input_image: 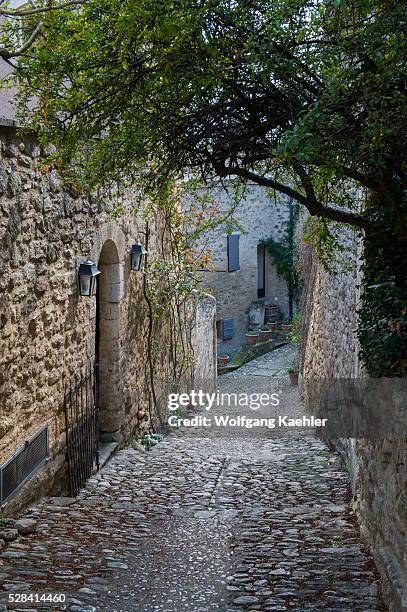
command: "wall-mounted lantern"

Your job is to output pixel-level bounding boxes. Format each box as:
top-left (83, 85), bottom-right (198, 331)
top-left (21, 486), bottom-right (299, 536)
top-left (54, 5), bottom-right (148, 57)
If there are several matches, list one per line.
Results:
top-left (78, 259), bottom-right (100, 297)
top-left (130, 243), bottom-right (147, 271)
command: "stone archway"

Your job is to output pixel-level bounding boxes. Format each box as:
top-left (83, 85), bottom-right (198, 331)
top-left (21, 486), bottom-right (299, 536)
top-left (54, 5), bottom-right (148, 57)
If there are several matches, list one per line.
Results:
top-left (96, 239), bottom-right (125, 442)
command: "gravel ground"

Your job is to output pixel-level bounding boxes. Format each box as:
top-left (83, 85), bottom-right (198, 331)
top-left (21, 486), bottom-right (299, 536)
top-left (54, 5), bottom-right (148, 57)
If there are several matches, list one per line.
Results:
top-left (0, 346), bottom-right (385, 612)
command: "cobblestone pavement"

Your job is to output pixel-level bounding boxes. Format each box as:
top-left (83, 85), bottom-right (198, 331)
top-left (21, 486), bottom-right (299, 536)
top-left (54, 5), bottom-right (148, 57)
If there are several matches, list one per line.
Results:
top-left (223, 345), bottom-right (298, 378)
top-left (0, 347), bottom-right (385, 612)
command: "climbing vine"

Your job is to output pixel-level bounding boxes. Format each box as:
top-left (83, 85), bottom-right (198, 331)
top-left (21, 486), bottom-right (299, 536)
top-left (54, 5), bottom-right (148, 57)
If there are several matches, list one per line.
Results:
top-left (140, 181), bottom-right (229, 429)
top-left (358, 204), bottom-right (407, 377)
top-left (3, 0), bottom-right (407, 381)
top-left (260, 201), bottom-right (300, 320)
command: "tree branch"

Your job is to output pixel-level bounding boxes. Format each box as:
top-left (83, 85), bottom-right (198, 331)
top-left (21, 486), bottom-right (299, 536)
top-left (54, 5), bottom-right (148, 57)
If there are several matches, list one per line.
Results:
top-left (291, 159), bottom-right (371, 230)
top-left (0, 1), bottom-right (83, 17)
top-left (216, 161), bottom-right (371, 231)
top-left (336, 165), bottom-right (377, 190)
top-left (0, 22), bottom-right (43, 59)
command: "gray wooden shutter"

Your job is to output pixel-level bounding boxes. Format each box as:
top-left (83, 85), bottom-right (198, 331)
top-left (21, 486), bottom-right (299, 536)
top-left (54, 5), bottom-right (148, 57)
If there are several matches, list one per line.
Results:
top-left (227, 234), bottom-right (240, 272)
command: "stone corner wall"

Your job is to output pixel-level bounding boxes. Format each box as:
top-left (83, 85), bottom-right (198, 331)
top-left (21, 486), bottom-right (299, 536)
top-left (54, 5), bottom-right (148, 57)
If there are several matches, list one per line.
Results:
top-left (190, 290), bottom-right (217, 393)
top-left (299, 235), bottom-right (407, 611)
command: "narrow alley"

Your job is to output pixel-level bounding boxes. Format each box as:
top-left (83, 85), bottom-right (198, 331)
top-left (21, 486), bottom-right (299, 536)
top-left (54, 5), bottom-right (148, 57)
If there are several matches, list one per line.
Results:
top-left (0, 348), bottom-right (384, 612)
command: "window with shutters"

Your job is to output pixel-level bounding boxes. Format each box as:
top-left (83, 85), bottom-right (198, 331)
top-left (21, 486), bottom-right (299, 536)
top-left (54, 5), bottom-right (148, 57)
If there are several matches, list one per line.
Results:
top-left (216, 319), bottom-right (234, 341)
top-left (222, 318), bottom-right (234, 340)
top-left (227, 233), bottom-right (240, 272)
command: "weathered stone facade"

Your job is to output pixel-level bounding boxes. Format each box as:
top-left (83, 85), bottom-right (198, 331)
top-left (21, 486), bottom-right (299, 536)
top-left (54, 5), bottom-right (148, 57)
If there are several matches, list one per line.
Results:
top-left (190, 291), bottom-right (217, 392)
top-left (188, 181), bottom-right (291, 348)
top-left (300, 231), bottom-right (407, 611)
top-left (300, 227), bottom-right (360, 379)
top-left (0, 121), bottom-right (215, 516)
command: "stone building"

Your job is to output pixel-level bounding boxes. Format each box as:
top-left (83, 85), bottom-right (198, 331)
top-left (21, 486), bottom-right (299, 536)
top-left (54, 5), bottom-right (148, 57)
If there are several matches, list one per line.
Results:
top-left (188, 182), bottom-right (292, 350)
top-left (0, 118), bottom-right (216, 516)
top-left (299, 231), bottom-right (407, 611)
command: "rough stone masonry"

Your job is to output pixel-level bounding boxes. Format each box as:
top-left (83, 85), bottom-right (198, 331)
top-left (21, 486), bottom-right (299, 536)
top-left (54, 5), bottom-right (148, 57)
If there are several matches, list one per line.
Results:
top-left (300, 233), bottom-right (407, 611)
top-left (0, 120), bottom-right (216, 517)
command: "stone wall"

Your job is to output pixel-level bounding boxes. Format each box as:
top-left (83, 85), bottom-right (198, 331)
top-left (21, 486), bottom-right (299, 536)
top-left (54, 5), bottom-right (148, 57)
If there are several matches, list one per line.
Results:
top-left (187, 181), bottom-right (291, 348)
top-left (190, 291), bottom-right (217, 393)
top-left (300, 228), bottom-right (360, 379)
top-left (300, 230), bottom-right (407, 611)
top-left (0, 122), bottom-right (215, 516)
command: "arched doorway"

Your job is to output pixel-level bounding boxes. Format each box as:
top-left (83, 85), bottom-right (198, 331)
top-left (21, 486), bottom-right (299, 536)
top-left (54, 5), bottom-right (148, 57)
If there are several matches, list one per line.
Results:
top-left (96, 239), bottom-right (125, 442)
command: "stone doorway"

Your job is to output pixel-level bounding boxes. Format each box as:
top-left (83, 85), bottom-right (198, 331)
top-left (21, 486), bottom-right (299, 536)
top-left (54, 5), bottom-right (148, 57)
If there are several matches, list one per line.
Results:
top-left (96, 239), bottom-right (125, 443)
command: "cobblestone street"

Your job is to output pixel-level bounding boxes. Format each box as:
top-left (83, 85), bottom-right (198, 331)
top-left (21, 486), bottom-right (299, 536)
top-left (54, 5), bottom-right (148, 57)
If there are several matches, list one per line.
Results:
top-left (0, 347), bottom-right (384, 612)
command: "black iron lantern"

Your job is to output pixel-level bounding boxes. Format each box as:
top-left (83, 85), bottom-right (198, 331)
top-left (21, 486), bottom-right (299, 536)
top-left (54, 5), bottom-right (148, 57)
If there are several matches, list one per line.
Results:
top-left (78, 259), bottom-right (100, 297)
top-left (130, 243), bottom-right (147, 271)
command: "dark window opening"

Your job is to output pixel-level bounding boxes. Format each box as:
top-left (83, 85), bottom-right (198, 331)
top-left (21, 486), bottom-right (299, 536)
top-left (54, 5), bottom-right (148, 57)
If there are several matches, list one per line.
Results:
top-left (257, 245), bottom-right (266, 298)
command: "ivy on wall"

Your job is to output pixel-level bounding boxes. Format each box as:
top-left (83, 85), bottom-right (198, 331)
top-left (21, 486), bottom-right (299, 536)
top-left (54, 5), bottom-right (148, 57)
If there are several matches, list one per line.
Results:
top-left (141, 181), bottom-right (226, 431)
top-left (358, 209), bottom-right (407, 377)
top-left (260, 201), bottom-right (300, 320)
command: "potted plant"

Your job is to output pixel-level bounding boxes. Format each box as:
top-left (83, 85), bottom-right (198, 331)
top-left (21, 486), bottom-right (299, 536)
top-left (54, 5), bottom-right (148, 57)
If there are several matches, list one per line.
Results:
top-left (282, 320), bottom-right (292, 333)
top-left (269, 321), bottom-right (278, 330)
top-left (217, 355), bottom-right (230, 366)
top-left (245, 331), bottom-right (259, 345)
top-left (287, 367), bottom-right (299, 384)
top-left (287, 355), bottom-right (299, 384)
top-left (265, 303), bottom-right (279, 314)
top-left (259, 326), bottom-right (273, 342)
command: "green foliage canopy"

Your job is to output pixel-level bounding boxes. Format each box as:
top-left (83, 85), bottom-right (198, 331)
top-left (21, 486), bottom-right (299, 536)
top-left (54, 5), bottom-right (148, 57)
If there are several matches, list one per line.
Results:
top-left (0, 0), bottom-right (406, 375)
top-left (0, 0), bottom-right (405, 236)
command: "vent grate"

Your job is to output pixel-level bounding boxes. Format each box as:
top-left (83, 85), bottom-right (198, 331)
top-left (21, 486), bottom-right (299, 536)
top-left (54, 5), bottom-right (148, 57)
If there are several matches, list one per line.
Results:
top-left (0, 425), bottom-right (49, 507)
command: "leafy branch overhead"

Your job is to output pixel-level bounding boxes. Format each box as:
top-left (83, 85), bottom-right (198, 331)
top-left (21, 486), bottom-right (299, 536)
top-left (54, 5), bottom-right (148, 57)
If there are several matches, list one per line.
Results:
top-left (0, 0), bottom-right (406, 236)
top-left (0, 0), bottom-right (405, 376)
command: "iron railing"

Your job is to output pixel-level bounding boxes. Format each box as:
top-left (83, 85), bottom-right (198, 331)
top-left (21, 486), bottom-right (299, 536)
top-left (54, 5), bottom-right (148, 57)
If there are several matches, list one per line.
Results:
top-left (64, 363), bottom-right (99, 497)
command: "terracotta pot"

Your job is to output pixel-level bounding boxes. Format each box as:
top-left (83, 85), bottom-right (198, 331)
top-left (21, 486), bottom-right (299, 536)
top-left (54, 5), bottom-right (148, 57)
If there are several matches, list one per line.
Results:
top-left (282, 324), bottom-right (292, 333)
top-left (270, 322), bottom-right (278, 330)
top-left (245, 333), bottom-right (259, 346)
top-left (259, 330), bottom-right (272, 342)
top-left (289, 372), bottom-right (299, 384)
top-left (217, 355), bottom-right (230, 365)
top-left (137, 410), bottom-right (146, 419)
